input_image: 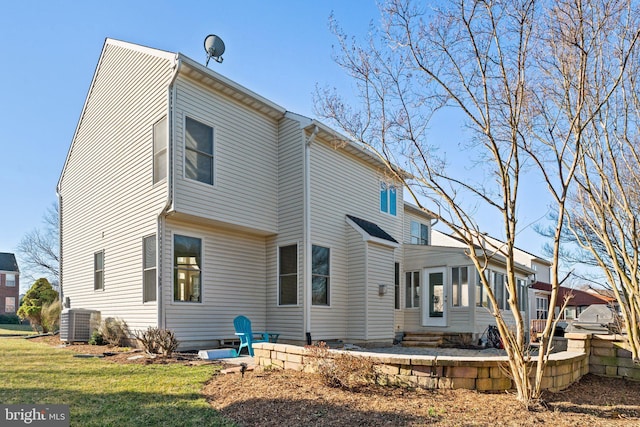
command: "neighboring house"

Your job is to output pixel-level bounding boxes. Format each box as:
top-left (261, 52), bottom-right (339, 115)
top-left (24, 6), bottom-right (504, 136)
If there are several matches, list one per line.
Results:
top-left (58, 39), bottom-right (545, 349)
top-left (529, 282), bottom-right (615, 337)
top-left (0, 253), bottom-right (20, 315)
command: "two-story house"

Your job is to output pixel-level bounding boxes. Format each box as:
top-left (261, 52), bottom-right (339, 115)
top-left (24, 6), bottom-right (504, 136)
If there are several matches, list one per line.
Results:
top-left (0, 253), bottom-right (20, 315)
top-left (58, 39), bottom-right (540, 349)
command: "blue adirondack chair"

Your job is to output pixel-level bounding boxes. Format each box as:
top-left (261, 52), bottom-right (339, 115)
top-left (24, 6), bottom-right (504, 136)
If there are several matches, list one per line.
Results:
top-left (234, 315), bottom-right (267, 356)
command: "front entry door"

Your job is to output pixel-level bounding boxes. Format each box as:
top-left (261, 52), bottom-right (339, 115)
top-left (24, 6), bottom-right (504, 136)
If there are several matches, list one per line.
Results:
top-left (422, 267), bottom-right (447, 327)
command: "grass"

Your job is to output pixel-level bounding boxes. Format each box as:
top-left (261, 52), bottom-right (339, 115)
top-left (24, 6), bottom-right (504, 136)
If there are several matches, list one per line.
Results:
top-left (0, 338), bottom-right (235, 426)
top-left (0, 323), bottom-right (37, 336)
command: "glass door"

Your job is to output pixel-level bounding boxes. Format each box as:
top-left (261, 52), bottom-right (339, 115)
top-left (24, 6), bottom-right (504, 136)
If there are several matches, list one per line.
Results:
top-left (422, 267), bottom-right (447, 327)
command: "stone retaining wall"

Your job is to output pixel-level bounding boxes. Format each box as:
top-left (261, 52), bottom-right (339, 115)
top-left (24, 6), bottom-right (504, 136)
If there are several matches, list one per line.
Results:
top-left (566, 333), bottom-right (640, 380)
top-left (252, 342), bottom-right (587, 392)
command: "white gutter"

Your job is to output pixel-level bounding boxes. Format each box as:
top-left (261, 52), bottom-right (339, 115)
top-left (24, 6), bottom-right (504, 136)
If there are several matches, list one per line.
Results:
top-left (303, 124), bottom-right (319, 343)
top-left (157, 55), bottom-right (181, 329)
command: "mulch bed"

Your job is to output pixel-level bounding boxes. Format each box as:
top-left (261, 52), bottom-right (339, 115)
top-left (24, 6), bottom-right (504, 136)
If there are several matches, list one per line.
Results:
top-left (30, 335), bottom-right (640, 426)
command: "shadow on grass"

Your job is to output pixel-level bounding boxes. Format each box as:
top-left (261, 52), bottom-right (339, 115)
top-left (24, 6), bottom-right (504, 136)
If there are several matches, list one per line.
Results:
top-left (542, 374), bottom-right (640, 420)
top-left (0, 387), bottom-right (235, 427)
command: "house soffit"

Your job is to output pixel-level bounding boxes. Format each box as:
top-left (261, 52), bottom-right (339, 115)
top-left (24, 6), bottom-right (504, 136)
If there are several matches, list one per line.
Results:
top-left (178, 57), bottom-right (286, 121)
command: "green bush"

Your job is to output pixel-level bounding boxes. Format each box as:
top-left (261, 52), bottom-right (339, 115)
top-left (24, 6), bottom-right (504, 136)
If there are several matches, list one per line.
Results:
top-left (17, 278), bottom-right (58, 332)
top-left (88, 331), bottom-right (105, 346)
top-left (0, 314), bottom-right (20, 324)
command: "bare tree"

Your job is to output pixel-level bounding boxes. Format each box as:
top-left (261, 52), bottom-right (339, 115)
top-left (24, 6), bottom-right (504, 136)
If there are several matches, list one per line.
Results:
top-left (16, 202), bottom-right (60, 283)
top-left (564, 9), bottom-right (640, 359)
top-left (316, 0), bottom-right (638, 405)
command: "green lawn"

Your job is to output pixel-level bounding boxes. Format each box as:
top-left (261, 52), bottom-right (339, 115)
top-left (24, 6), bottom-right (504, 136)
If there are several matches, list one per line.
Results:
top-left (0, 338), bottom-right (235, 426)
top-left (0, 324), bottom-right (37, 336)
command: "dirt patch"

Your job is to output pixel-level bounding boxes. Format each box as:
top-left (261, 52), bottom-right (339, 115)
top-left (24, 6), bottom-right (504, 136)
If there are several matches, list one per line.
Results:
top-left (28, 335), bottom-right (212, 366)
top-left (31, 335), bottom-right (640, 425)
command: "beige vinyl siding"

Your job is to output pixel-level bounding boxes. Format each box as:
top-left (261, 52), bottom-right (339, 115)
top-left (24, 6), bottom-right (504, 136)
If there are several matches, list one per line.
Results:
top-left (346, 227), bottom-right (366, 341)
top-left (365, 243), bottom-right (395, 341)
top-left (162, 219), bottom-right (267, 349)
top-left (309, 138), bottom-right (403, 340)
top-left (172, 76), bottom-right (278, 234)
top-left (58, 42), bottom-right (173, 331)
top-left (265, 117), bottom-right (305, 341)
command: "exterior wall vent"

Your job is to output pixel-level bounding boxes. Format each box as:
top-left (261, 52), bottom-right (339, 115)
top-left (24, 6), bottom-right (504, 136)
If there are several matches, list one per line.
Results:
top-left (60, 308), bottom-right (100, 343)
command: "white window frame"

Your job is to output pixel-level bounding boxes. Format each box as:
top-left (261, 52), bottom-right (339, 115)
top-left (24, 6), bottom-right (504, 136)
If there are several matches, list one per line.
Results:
top-left (517, 278), bottom-right (528, 312)
top-left (153, 116), bottom-right (168, 184)
top-left (476, 270), bottom-right (489, 308)
top-left (536, 296), bottom-right (549, 319)
top-left (94, 251), bottom-right (104, 291)
top-left (451, 266), bottom-right (469, 307)
top-left (410, 221), bottom-right (429, 245)
top-left (5, 273), bottom-right (16, 287)
top-left (143, 234), bottom-right (157, 303)
top-left (278, 243), bottom-right (298, 306)
top-left (311, 244), bottom-right (331, 306)
top-left (184, 115), bottom-right (215, 186)
top-left (405, 270), bottom-right (420, 308)
top-left (173, 234), bottom-right (203, 303)
top-left (379, 182), bottom-right (397, 216)
top-left (4, 297), bottom-right (16, 313)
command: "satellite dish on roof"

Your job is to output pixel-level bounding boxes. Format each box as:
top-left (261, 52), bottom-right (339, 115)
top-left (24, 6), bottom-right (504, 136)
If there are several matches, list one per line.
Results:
top-left (204, 34), bottom-right (225, 66)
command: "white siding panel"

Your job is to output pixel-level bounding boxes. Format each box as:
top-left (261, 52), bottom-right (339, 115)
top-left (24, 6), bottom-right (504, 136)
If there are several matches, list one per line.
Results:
top-left (59, 43), bottom-right (173, 332)
top-left (309, 139), bottom-right (403, 340)
top-left (173, 76), bottom-right (278, 234)
top-left (266, 117), bottom-right (305, 341)
top-left (346, 227), bottom-right (366, 341)
top-left (366, 243), bottom-right (395, 341)
top-left (162, 219), bottom-right (267, 349)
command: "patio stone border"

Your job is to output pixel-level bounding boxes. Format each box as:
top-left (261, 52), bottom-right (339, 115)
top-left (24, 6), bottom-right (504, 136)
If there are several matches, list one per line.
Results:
top-left (252, 342), bottom-right (587, 392)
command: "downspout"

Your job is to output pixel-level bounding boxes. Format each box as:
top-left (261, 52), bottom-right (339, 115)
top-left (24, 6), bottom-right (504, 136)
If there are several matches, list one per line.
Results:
top-left (157, 55), bottom-right (181, 329)
top-left (304, 125), bottom-right (319, 344)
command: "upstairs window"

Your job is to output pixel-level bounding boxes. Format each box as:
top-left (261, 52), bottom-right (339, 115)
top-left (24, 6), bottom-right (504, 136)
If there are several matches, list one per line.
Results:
top-left (153, 116), bottom-right (167, 184)
top-left (312, 245), bottom-right (330, 306)
top-left (5, 273), bottom-right (15, 287)
top-left (143, 235), bottom-right (157, 302)
top-left (410, 221), bottom-right (429, 245)
top-left (185, 116), bottom-right (214, 185)
top-left (380, 182), bottom-right (397, 216)
top-left (278, 244), bottom-right (298, 305)
top-left (174, 235), bottom-right (202, 303)
top-left (94, 251), bottom-right (104, 291)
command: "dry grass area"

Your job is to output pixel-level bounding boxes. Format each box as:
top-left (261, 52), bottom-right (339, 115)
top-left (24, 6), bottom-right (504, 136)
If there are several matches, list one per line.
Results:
top-left (32, 335), bottom-right (640, 426)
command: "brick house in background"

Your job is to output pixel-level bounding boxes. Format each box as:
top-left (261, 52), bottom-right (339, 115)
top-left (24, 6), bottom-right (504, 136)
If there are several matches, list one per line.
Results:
top-left (0, 253), bottom-right (20, 315)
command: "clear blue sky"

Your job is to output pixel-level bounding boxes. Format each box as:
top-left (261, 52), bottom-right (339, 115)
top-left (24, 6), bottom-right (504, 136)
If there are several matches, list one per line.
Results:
top-left (0, 0), bottom-right (560, 281)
